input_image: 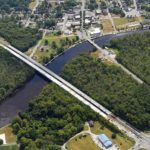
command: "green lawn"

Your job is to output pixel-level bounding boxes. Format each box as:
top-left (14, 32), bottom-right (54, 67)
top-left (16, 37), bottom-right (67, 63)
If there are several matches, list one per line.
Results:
top-left (34, 34), bottom-right (78, 63)
top-left (113, 18), bottom-right (128, 26)
top-left (113, 17), bottom-right (141, 30)
top-left (0, 145), bottom-right (18, 150)
top-left (67, 134), bottom-right (101, 150)
top-left (91, 122), bottom-right (134, 150)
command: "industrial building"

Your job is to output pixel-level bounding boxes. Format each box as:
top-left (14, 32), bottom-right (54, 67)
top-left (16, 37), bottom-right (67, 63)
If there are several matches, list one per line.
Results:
top-left (98, 134), bottom-right (113, 148)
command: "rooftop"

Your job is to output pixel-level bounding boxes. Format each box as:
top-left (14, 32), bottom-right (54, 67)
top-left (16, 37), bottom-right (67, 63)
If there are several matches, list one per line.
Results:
top-left (98, 134), bottom-right (113, 148)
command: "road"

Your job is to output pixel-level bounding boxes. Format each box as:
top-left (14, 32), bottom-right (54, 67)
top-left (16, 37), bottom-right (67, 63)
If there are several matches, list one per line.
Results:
top-left (0, 43), bottom-right (150, 149)
top-left (30, 29), bottom-right (47, 58)
top-left (62, 123), bottom-right (118, 150)
top-left (61, 14), bottom-right (68, 33)
top-left (133, 0), bottom-right (138, 10)
top-left (25, 0), bottom-right (40, 27)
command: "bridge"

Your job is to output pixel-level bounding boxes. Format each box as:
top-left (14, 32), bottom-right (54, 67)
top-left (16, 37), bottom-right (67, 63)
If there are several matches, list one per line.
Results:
top-left (0, 43), bottom-right (150, 149)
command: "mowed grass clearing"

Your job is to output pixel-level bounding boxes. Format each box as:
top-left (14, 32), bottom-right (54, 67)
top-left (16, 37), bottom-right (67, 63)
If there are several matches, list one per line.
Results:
top-left (66, 134), bottom-right (101, 150)
top-left (34, 34), bottom-right (77, 62)
top-left (0, 126), bottom-right (16, 144)
top-left (91, 122), bottom-right (134, 150)
top-left (101, 19), bottom-right (114, 33)
top-left (113, 17), bottom-right (142, 30)
top-left (113, 17), bottom-right (128, 26)
top-left (0, 145), bottom-right (18, 150)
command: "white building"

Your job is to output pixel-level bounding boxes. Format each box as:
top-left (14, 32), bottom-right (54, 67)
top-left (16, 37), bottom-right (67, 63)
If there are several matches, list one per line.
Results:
top-left (64, 29), bottom-right (73, 35)
top-left (88, 27), bottom-right (101, 38)
top-left (85, 19), bottom-right (91, 25)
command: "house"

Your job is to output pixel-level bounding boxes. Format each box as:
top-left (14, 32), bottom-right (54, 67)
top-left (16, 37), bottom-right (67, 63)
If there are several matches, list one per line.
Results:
top-left (98, 134), bottom-right (113, 148)
top-left (75, 15), bottom-right (81, 20)
top-left (64, 29), bottom-right (72, 35)
top-left (66, 22), bottom-right (72, 28)
top-left (72, 21), bottom-right (80, 26)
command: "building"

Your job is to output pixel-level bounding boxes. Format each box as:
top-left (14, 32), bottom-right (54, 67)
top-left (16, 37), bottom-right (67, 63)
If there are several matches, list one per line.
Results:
top-left (98, 134), bottom-right (113, 148)
top-left (85, 19), bottom-right (91, 25)
top-left (58, 0), bottom-right (64, 4)
top-left (64, 29), bottom-right (72, 35)
top-left (72, 21), bottom-right (80, 26)
top-left (88, 27), bottom-right (101, 38)
top-left (95, 9), bottom-right (102, 15)
top-left (75, 15), bottom-right (81, 20)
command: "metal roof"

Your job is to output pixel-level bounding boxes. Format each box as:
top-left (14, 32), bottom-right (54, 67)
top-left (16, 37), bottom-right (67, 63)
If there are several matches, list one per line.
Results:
top-left (98, 134), bottom-right (113, 148)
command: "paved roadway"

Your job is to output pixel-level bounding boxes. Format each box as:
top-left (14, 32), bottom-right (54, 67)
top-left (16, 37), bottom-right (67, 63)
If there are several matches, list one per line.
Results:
top-left (0, 43), bottom-right (150, 149)
top-left (61, 14), bottom-right (68, 33)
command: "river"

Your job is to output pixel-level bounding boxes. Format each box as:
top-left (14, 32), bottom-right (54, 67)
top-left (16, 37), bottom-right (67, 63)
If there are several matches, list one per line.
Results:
top-left (0, 29), bottom-right (148, 127)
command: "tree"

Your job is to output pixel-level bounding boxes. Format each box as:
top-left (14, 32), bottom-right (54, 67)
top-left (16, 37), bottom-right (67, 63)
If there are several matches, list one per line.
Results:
top-left (0, 139), bottom-right (3, 145)
top-left (44, 39), bottom-right (48, 46)
top-left (44, 19), bottom-right (56, 28)
top-left (51, 41), bottom-right (57, 49)
top-left (112, 133), bottom-right (117, 139)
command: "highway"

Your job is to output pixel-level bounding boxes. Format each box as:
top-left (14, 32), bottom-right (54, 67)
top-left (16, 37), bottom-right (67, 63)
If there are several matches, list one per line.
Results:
top-left (0, 43), bottom-right (150, 149)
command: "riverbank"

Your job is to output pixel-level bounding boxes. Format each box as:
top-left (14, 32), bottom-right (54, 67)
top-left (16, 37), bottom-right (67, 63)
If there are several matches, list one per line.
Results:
top-left (0, 29), bottom-right (149, 128)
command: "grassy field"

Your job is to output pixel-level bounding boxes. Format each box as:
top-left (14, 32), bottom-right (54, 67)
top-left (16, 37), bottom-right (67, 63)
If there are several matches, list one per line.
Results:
top-left (113, 18), bottom-right (129, 26)
top-left (66, 134), bottom-right (101, 150)
top-left (90, 122), bottom-right (134, 150)
top-left (0, 145), bottom-right (18, 150)
top-left (113, 17), bottom-right (142, 30)
top-left (34, 34), bottom-right (78, 63)
top-left (101, 19), bottom-right (114, 33)
top-left (0, 126), bottom-right (16, 144)
top-left (29, 0), bottom-right (36, 10)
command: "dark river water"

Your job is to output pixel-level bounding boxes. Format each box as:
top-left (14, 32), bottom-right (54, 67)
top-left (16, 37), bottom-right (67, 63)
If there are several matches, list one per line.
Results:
top-left (0, 30), bottom-right (148, 127)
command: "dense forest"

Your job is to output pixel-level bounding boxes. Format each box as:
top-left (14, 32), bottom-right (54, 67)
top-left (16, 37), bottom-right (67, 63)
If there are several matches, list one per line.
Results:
top-left (12, 84), bottom-right (121, 150)
top-left (109, 32), bottom-right (150, 84)
top-left (11, 84), bottom-right (97, 150)
top-left (0, 0), bottom-right (31, 12)
top-left (0, 18), bottom-right (42, 52)
top-left (62, 53), bottom-right (150, 130)
top-left (0, 47), bottom-right (33, 102)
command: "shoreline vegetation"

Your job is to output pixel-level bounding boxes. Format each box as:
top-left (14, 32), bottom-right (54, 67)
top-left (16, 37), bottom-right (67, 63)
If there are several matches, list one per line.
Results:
top-left (0, 18), bottom-right (42, 52)
top-left (0, 48), bottom-right (34, 103)
top-left (11, 84), bottom-right (134, 150)
top-left (61, 51), bottom-right (150, 131)
top-left (31, 33), bottom-right (79, 64)
top-left (109, 31), bottom-right (150, 85)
